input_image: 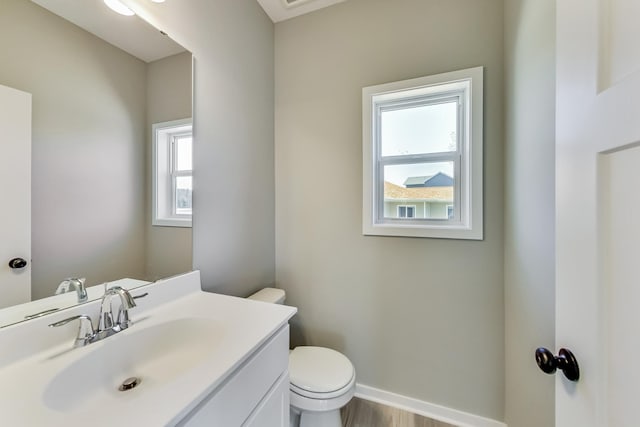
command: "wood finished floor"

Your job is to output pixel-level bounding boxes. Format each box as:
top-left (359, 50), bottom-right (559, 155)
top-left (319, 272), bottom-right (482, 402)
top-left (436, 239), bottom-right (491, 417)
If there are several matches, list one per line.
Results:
top-left (341, 398), bottom-right (458, 427)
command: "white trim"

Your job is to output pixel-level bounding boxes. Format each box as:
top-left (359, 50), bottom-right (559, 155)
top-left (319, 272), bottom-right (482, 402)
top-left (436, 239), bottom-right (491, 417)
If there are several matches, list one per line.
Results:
top-left (153, 217), bottom-right (192, 228)
top-left (355, 384), bottom-right (507, 427)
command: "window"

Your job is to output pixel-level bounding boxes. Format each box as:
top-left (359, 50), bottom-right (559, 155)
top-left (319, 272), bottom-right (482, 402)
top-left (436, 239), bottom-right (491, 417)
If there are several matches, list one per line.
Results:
top-left (397, 205), bottom-right (416, 218)
top-left (447, 205), bottom-right (454, 220)
top-left (362, 67), bottom-right (483, 239)
top-left (153, 119), bottom-right (193, 227)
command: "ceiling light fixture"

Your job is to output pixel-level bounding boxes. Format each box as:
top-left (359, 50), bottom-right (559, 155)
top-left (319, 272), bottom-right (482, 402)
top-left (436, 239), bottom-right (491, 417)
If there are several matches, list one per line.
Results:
top-left (150, 0), bottom-right (166, 3)
top-left (103, 0), bottom-right (135, 16)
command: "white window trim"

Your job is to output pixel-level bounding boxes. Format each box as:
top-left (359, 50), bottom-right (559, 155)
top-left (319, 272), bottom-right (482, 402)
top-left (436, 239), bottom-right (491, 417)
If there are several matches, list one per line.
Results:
top-left (152, 118), bottom-right (193, 228)
top-left (362, 66), bottom-right (483, 240)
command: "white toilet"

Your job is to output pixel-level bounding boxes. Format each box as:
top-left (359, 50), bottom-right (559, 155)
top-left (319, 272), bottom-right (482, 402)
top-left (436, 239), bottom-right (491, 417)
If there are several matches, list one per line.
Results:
top-left (248, 288), bottom-right (356, 427)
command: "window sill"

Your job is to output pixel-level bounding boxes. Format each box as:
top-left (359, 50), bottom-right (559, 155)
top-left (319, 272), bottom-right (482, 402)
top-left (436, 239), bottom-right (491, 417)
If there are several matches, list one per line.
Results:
top-left (363, 222), bottom-right (482, 240)
top-left (152, 217), bottom-right (192, 228)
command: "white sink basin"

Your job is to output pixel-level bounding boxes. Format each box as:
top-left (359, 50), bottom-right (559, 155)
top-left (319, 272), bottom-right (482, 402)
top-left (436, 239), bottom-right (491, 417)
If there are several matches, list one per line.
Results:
top-left (43, 317), bottom-right (222, 412)
top-left (0, 271), bottom-right (296, 426)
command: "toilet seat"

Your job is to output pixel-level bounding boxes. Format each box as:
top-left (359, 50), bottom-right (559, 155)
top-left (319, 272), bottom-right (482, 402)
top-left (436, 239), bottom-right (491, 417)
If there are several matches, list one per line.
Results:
top-left (288, 346), bottom-right (356, 423)
top-left (290, 372), bottom-right (356, 400)
top-left (289, 377), bottom-right (356, 414)
top-left (289, 346), bottom-right (355, 398)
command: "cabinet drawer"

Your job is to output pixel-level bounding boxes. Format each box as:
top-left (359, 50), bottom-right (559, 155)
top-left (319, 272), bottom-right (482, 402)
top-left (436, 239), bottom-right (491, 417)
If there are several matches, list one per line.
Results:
top-left (178, 325), bottom-right (289, 427)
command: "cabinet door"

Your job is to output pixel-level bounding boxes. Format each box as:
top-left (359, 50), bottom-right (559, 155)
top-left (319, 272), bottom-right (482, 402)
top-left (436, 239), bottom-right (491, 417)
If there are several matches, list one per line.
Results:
top-left (243, 372), bottom-right (290, 427)
top-left (177, 326), bottom-right (289, 427)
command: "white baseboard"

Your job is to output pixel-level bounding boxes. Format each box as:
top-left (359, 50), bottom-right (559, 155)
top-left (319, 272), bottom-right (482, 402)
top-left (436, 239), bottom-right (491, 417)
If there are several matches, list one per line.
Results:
top-left (354, 383), bottom-right (507, 427)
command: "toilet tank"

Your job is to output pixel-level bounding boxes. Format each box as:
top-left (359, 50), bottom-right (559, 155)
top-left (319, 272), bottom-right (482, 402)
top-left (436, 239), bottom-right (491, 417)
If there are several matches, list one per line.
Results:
top-left (247, 288), bottom-right (286, 305)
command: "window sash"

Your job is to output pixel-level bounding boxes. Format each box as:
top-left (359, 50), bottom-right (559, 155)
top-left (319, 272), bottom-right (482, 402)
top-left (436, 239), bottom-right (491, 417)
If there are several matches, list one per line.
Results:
top-left (171, 133), bottom-right (193, 173)
top-left (169, 134), bottom-right (192, 217)
top-left (373, 92), bottom-right (465, 226)
top-left (171, 173), bottom-right (192, 217)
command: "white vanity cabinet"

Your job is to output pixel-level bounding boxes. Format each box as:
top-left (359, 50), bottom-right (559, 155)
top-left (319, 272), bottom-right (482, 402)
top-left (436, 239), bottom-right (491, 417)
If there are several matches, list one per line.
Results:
top-left (178, 325), bottom-right (291, 427)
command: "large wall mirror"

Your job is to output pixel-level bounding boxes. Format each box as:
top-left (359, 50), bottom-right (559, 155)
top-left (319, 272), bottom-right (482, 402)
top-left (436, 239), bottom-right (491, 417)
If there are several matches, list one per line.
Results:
top-left (0, 0), bottom-right (193, 327)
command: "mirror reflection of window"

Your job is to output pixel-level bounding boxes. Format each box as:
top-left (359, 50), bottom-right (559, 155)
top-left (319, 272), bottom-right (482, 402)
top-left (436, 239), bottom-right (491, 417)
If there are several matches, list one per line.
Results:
top-left (153, 119), bottom-right (193, 227)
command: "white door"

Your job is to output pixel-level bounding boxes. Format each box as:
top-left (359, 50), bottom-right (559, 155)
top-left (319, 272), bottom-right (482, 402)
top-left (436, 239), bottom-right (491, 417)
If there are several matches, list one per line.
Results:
top-left (556, 0), bottom-right (640, 425)
top-left (0, 84), bottom-right (31, 308)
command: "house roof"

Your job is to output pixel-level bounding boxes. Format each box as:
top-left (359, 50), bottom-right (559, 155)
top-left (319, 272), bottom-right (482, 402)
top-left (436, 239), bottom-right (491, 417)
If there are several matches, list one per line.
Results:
top-left (404, 172), bottom-right (454, 188)
top-left (384, 181), bottom-right (453, 202)
top-left (404, 175), bottom-right (434, 186)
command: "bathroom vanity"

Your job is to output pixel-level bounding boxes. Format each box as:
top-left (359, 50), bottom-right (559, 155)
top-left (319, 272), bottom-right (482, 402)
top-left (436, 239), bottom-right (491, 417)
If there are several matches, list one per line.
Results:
top-left (0, 271), bottom-right (296, 426)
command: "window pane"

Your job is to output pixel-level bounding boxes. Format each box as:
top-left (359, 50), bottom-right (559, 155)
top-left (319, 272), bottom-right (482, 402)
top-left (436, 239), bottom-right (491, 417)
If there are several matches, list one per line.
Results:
top-left (381, 101), bottom-right (457, 156)
top-left (383, 162), bottom-right (454, 220)
top-left (175, 176), bottom-right (192, 215)
top-left (175, 136), bottom-right (192, 171)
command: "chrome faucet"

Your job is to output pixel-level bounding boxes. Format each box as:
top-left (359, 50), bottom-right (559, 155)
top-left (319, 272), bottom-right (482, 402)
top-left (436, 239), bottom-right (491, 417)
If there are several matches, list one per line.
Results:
top-left (98, 286), bottom-right (137, 334)
top-left (49, 286), bottom-right (143, 348)
top-left (55, 277), bottom-right (88, 303)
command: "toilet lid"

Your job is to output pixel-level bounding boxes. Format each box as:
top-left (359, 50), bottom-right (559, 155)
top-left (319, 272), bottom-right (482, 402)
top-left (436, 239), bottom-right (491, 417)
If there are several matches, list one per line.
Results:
top-left (289, 346), bottom-right (355, 394)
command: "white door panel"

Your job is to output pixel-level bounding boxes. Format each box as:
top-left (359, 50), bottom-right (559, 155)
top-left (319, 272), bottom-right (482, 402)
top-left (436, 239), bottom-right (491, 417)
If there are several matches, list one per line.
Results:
top-left (557, 0), bottom-right (640, 425)
top-left (601, 146), bottom-right (640, 427)
top-left (0, 84), bottom-right (31, 308)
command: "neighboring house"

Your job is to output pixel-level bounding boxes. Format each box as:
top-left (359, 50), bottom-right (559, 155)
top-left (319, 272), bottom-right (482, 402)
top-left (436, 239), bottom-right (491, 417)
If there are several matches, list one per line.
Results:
top-left (384, 173), bottom-right (454, 219)
top-left (404, 172), bottom-right (454, 188)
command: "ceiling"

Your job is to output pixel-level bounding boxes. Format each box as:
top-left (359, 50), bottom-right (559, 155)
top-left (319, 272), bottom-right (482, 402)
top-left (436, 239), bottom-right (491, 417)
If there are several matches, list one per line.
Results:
top-left (30, 0), bottom-right (347, 61)
top-left (256, 0), bottom-right (348, 22)
top-left (31, 0), bottom-right (185, 63)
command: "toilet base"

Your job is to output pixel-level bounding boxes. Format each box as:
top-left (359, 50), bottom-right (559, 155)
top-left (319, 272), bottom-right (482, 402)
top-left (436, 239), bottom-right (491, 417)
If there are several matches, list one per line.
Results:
top-left (290, 407), bottom-right (342, 427)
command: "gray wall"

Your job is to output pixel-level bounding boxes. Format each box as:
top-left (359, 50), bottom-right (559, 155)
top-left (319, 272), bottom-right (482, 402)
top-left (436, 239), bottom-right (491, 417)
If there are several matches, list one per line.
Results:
top-left (504, 0), bottom-right (556, 426)
top-left (274, 0), bottom-right (505, 420)
top-left (103, 2), bottom-right (557, 424)
top-left (124, 0), bottom-right (276, 296)
top-left (0, 0), bottom-right (147, 299)
top-left (145, 52), bottom-right (193, 281)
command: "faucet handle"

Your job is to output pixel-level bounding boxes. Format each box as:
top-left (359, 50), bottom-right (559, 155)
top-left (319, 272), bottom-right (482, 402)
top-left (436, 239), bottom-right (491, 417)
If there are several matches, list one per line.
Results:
top-left (49, 315), bottom-right (95, 348)
top-left (133, 292), bottom-right (149, 300)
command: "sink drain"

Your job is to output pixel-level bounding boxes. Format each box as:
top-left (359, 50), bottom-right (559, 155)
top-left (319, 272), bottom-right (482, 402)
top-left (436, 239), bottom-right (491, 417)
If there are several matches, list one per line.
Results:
top-left (118, 377), bottom-right (142, 391)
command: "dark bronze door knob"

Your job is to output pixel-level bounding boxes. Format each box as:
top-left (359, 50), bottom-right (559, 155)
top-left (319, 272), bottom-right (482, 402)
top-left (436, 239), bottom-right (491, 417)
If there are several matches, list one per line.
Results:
top-left (535, 347), bottom-right (580, 382)
top-left (8, 258), bottom-right (27, 269)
